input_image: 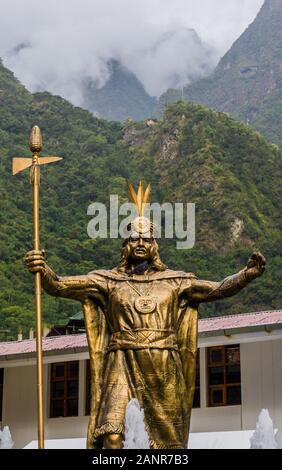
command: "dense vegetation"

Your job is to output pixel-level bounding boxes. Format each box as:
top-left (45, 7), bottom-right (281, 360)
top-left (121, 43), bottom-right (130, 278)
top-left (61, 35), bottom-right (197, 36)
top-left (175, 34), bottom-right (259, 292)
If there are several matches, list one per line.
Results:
top-left (0, 61), bottom-right (281, 340)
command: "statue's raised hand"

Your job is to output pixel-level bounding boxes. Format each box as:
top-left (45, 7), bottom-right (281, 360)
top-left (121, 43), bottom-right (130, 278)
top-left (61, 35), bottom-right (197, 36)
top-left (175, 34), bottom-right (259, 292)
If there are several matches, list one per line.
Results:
top-left (25, 249), bottom-right (46, 274)
top-left (246, 251), bottom-right (266, 279)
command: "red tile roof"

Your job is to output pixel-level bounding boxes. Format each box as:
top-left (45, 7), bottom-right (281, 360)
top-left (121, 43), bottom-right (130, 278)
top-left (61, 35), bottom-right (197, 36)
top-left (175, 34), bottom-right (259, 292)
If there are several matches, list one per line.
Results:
top-left (0, 333), bottom-right (87, 358)
top-left (0, 310), bottom-right (281, 359)
top-left (198, 309), bottom-right (282, 333)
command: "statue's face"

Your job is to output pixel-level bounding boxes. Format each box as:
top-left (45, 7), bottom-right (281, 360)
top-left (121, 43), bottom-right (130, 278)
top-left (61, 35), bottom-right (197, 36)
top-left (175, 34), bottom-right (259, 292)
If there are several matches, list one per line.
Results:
top-left (127, 236), bottom-right (154, 262)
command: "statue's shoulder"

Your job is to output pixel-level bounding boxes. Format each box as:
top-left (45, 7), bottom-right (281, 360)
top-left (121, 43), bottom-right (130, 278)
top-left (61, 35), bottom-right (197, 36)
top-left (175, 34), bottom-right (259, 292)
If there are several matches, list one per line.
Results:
top-left (87, 267), bottom-right (197, 281)
top-left (87, 268), bottom-right (128, 280)
top-left (151, 269), bottom-right (197, 280)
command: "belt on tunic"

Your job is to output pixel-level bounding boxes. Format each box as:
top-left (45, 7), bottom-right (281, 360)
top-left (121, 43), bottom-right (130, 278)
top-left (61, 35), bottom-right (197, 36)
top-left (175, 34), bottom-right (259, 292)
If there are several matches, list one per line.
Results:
top-left (107, 328), bottom-right (179, 351)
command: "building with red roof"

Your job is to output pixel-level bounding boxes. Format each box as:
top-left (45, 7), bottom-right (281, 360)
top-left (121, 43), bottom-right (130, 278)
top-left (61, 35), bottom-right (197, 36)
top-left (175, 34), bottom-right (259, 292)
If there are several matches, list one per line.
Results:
top-left (1, 310), bottom-right (282, 448)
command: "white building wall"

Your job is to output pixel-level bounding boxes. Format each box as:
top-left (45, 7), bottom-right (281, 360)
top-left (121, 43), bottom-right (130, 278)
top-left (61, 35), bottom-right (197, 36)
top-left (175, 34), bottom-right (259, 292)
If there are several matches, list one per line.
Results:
top-left (273, 341), bottom-right (282, 430)
top-left (1, 360), bottom-right (89, 449)
top-left (191, 406), bottom-right (242, 432)
top-left (241, 340), bottom-right (282, 431)
top-left (2, 363), bottom-right (39, 448)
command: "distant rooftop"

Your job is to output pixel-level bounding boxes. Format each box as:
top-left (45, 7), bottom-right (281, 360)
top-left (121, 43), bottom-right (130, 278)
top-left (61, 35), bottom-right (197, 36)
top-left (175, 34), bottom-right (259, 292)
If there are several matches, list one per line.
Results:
top-left (0, 309), bottom-right (281, 360)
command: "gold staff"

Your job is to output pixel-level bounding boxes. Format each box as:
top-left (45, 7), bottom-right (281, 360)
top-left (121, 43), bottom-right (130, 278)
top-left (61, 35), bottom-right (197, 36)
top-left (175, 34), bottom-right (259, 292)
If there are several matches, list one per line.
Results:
top-left (12, 126), bottom-right (62, 449)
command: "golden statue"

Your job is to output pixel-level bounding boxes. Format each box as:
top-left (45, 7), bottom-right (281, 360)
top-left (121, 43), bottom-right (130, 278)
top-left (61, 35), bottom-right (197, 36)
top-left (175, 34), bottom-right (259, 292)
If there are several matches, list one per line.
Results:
top-left (26, 181), bottom-right (266, 449)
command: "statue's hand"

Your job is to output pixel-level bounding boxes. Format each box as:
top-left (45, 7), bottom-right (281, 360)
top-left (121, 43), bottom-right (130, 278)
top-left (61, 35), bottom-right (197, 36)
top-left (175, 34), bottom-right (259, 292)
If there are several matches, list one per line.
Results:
top-left (246, 251), bottom-right (266, 279)
top-left (25, 249), bottom-right (46, 274)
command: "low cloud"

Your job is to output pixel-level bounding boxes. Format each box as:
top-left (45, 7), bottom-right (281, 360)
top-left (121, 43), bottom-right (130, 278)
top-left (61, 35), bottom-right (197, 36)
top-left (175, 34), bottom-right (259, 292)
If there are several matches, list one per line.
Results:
top-left (0, 0), bottom-right (263, 104)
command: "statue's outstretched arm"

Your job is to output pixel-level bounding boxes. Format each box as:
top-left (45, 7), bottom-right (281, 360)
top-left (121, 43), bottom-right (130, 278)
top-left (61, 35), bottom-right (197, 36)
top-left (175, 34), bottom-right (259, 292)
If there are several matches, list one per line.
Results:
top-left (188, 251), bottom-right (266, 303)
top-left (25, 249), bottom-right (106, 301)
top-left (41, 265), bottom-right (99, 301)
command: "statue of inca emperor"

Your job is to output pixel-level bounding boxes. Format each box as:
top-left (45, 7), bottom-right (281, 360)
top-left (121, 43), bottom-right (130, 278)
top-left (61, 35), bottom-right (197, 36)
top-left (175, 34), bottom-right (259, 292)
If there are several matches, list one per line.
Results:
top-left (26, 182), bottom-right (266, 449)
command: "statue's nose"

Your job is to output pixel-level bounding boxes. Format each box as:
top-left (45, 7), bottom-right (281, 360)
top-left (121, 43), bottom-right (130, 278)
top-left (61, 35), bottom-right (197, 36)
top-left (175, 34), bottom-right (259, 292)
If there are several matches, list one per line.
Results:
top-left (138, 238), bottom-right (144, 246)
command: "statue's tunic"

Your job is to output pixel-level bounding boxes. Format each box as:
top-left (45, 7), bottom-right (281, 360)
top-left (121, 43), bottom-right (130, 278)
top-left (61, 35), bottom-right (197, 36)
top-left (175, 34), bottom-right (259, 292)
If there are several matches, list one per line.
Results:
top-left (93, 272), bottom-right (195, 448)
top-left (41, 266), bottom-right (250, 449)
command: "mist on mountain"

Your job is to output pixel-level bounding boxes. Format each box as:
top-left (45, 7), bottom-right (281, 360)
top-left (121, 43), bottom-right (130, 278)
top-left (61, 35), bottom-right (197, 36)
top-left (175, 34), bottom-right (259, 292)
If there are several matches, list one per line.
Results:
top-left (0, 0), bottom-right (263, 120)
top-left (160, 0), bottom-right (282, 146)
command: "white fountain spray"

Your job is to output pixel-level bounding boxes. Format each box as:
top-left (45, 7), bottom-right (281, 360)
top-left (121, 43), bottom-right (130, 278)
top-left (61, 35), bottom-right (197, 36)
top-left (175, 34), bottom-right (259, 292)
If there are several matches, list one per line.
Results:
top-left (250, 409), bottom-right (281, 449)
top-left (123, 399), bottom-right (150, 449)
top-left (0, 426), bottom-right (14, 449)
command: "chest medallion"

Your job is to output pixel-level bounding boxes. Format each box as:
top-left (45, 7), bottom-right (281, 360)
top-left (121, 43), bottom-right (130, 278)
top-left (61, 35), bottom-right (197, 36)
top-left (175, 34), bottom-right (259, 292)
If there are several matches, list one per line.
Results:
top-left (126, 280), bottom-right (157, 314)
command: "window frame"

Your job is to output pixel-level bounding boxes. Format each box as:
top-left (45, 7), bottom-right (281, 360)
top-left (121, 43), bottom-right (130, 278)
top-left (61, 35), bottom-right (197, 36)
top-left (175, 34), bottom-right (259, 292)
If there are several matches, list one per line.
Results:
top-left (192, 349), bottom-right (200, 408)
top-left (85, 359), bottom-right (91, 416)
top-left (207, 344), bottom-right (241, 407)
top-left (49, 361), bottom-right (79, 418)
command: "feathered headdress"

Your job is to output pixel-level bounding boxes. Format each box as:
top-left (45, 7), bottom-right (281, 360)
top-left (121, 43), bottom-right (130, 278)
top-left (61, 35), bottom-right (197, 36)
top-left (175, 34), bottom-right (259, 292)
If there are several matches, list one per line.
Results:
top-left (127, 181), bottom-right (156, 237)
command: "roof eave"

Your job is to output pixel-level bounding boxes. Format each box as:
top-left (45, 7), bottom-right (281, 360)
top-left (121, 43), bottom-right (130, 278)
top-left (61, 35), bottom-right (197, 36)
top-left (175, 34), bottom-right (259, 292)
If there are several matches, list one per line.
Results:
top-left (199, 323), bottom-right (282, 338)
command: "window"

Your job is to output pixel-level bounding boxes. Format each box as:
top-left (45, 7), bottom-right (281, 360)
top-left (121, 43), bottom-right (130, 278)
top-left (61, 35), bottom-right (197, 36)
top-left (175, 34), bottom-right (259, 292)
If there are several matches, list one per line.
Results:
top-left (85, 360), bottom-right (91, 416)
top-left (0, 369), bottom-right (3, 421)
top-left (192, 350), bottom-right (200, 408)
top-left (50, 362), bottom-right (79, 418)
top-left (207, 345), bottom-right (241, 407)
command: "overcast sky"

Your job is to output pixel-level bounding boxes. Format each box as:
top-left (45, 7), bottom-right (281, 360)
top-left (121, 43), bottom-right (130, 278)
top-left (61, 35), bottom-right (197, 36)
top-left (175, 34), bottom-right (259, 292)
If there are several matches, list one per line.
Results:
top-left (0, 0), bottom-right (264, 104)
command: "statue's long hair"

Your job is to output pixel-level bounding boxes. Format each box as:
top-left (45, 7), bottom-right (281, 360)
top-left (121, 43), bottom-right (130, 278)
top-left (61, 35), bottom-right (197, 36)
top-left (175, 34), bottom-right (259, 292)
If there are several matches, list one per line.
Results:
top-left (117, 238), bottom-right (167, 273)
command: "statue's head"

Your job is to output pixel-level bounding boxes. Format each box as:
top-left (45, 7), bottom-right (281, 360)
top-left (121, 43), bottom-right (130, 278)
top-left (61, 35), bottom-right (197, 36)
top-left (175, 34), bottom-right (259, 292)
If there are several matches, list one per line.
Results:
top-left (117, 216), bottom-right (166, 273)
top-left (117, 235), bottom-right (166, 273)
top-left (117, 181), bottom-right (167, 273)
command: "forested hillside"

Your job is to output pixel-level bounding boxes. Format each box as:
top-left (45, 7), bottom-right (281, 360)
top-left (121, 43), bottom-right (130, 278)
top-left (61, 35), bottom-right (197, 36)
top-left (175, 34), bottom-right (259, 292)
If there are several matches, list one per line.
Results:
top-left (0, 61), bottom-right (281, 339)
top-left (159, 0), bottom-right (282, 147)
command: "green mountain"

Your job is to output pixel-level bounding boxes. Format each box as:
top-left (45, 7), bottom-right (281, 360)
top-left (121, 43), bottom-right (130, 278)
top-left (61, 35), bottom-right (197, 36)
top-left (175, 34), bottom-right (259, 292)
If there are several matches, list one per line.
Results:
top-left (82, 59), bottom-right (156, 122)
top-left (0, 60), bottom-right (281, 339)
top-left (159, 0), bottom-right (282, 147)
